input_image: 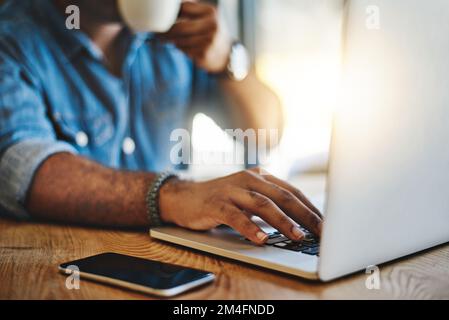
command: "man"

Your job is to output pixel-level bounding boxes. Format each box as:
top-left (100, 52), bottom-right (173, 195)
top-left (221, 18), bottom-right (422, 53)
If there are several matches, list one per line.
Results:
top-left (0, 0), bottom-right (323, 245)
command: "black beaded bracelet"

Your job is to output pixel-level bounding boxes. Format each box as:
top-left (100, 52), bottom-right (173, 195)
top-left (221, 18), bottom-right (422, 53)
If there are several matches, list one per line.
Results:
top-left (146, 172), bottom-right (178, 228)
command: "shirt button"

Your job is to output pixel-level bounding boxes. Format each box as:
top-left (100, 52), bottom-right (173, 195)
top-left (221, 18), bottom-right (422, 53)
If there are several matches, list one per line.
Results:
top-left (75, 131), bottom-right (89, 147)
top-left (122, 137), bottom-right (135, 155)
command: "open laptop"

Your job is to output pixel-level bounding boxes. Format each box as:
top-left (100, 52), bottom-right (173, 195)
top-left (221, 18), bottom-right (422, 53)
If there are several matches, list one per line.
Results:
top-left (150, 0), bottom-right (449, 281)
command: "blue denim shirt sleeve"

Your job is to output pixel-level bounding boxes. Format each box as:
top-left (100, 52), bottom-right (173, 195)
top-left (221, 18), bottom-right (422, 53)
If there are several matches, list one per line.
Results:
top-left (0, 51), bottom-right (78, 219)
top-left (0, 140), bottom-right (77, 220)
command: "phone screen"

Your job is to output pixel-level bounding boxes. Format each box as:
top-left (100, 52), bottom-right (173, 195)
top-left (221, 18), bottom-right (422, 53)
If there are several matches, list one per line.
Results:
top-left (59, 252), bottom-right (214, 291)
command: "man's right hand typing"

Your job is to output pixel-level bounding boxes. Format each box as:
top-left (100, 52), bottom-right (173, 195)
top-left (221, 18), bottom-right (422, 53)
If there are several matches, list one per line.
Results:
top-left (27, 153), bottom-right (322, 245)
top-left (159, 168), bottom-right (322, 245)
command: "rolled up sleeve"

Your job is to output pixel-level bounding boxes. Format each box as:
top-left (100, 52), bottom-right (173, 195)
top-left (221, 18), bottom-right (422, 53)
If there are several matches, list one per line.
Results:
top-left (0, 140), bottom-right (76, 220)
top-left (0, 51), bottom-right (77, 219)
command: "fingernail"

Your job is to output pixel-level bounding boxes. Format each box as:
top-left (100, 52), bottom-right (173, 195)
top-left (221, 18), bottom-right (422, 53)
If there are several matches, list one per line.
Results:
top-left (256, 231), bottom-right (268, 243)
top-left (292, 226), bottom-right (304, 240)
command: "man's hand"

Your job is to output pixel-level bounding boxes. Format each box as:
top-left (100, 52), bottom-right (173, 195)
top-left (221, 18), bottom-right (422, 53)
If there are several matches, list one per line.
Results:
top-left (161, 1), bottom-right (232, 73)
top-left (159, 168), bottom-right (323, 245)
top-left (26, 154), bottom-right (322, 246)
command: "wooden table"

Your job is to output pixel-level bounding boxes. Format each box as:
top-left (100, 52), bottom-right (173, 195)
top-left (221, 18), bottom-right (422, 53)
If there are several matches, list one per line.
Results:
top-left (1, 174), bottom-right (449, 299)
top-left (1, 218), bottom-right (449, 300)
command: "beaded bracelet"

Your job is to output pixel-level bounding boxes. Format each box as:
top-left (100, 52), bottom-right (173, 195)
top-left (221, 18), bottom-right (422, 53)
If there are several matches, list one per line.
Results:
top-left (146, 171), bottom-right (178, 228)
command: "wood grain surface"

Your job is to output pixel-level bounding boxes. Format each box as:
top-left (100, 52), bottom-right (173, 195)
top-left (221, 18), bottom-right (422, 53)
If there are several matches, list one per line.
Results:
top-left (1, 217), bottom-right (448, 300)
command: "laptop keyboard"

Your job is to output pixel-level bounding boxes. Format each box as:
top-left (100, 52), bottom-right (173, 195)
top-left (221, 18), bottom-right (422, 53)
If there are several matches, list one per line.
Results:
top-left (247, 228), bottom-right (320, 256)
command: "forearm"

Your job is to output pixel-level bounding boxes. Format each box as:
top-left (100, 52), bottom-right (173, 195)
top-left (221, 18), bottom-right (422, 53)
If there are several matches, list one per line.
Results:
top-left (219, 71), bottom-right (284, 145)
top-left (24, 153), bottom-right (323, 245)
top-left (26, 153), bottom-right (155, 228)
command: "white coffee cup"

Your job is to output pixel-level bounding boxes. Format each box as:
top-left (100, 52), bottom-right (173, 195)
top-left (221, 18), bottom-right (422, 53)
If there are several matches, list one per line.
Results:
top-left (118, 0), bottom-right (182, 33)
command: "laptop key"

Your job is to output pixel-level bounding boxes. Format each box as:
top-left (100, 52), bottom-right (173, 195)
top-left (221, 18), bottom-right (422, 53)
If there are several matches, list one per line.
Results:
top-left (272, 239), bottom-right (320, 254)
top-left (273, 242), bottom-right (288, 248)
top-left (243, 231), bottom-right (286, 244)
top-left (266, 235), bottom-right (289, 245)
top-left (302, 242), bottom-right (317, 248)
top-left (283, 242), bottom-right (309, 252)
top-left (268, 231), bottom-right (281, 239)
top-left (303, 243), bottom-right (319, 250)
top-left (302, 246), bottom-right (320, 256)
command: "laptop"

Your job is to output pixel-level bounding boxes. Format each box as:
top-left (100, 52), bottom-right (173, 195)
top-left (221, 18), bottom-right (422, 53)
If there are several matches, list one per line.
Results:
top-left (150, 0), bottom-right (449, 281)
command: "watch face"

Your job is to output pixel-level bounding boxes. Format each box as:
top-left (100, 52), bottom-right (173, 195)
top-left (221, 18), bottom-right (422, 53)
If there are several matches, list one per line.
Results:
top-left (229, 42), bottom-right (250, 81)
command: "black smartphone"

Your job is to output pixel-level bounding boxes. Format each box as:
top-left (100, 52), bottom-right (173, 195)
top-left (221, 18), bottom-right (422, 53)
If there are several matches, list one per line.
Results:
top-left (59, 252), bottom-right (215, 297)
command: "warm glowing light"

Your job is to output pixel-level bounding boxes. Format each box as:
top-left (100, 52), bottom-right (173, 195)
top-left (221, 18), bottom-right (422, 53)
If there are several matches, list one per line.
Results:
top-left (192, 113), bottom-right (235, 152)
top-left (255, 51), bottom-right (342, 177)
top-left (191, 0), bottom-right (345, 178)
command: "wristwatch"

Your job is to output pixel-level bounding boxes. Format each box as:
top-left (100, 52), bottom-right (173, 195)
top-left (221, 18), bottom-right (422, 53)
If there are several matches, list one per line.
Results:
top-left (225, 41), bottom-right (251, 82)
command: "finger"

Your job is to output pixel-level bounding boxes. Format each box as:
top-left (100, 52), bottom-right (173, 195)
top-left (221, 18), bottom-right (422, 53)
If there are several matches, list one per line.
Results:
top-left (244, 169), bottom-right (323, 236)
top-left (180, 1), bottom-right (217, 18)
top-left (250, 168), bottom-right (324, 219)
top-left (164, 16), bottom-right (217, 38)
top-left (177, 47), bottom-right (204, 62)
top-left (230, 189), bottom-right (305, 242)
top-left (172, 33), bottom-right (213, 49)
top-left (245, 175), bottom-right (323, 237)
top-left (220, 204), bottom-right (268, 245)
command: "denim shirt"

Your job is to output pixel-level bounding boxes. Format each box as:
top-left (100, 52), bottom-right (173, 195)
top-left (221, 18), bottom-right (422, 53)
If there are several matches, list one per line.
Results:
top-left (0, 0), bottom-right (224, 219)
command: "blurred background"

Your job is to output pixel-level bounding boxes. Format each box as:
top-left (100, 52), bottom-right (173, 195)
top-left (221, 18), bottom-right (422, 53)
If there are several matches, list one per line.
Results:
top-left (191, 0), bottom-right (345, 179)
top-left (0, 0), bottom-right (346, 180)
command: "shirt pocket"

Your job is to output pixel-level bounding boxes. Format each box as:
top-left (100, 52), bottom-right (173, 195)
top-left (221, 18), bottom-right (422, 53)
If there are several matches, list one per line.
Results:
top-left (53, 110), bottom-right (115, 147)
